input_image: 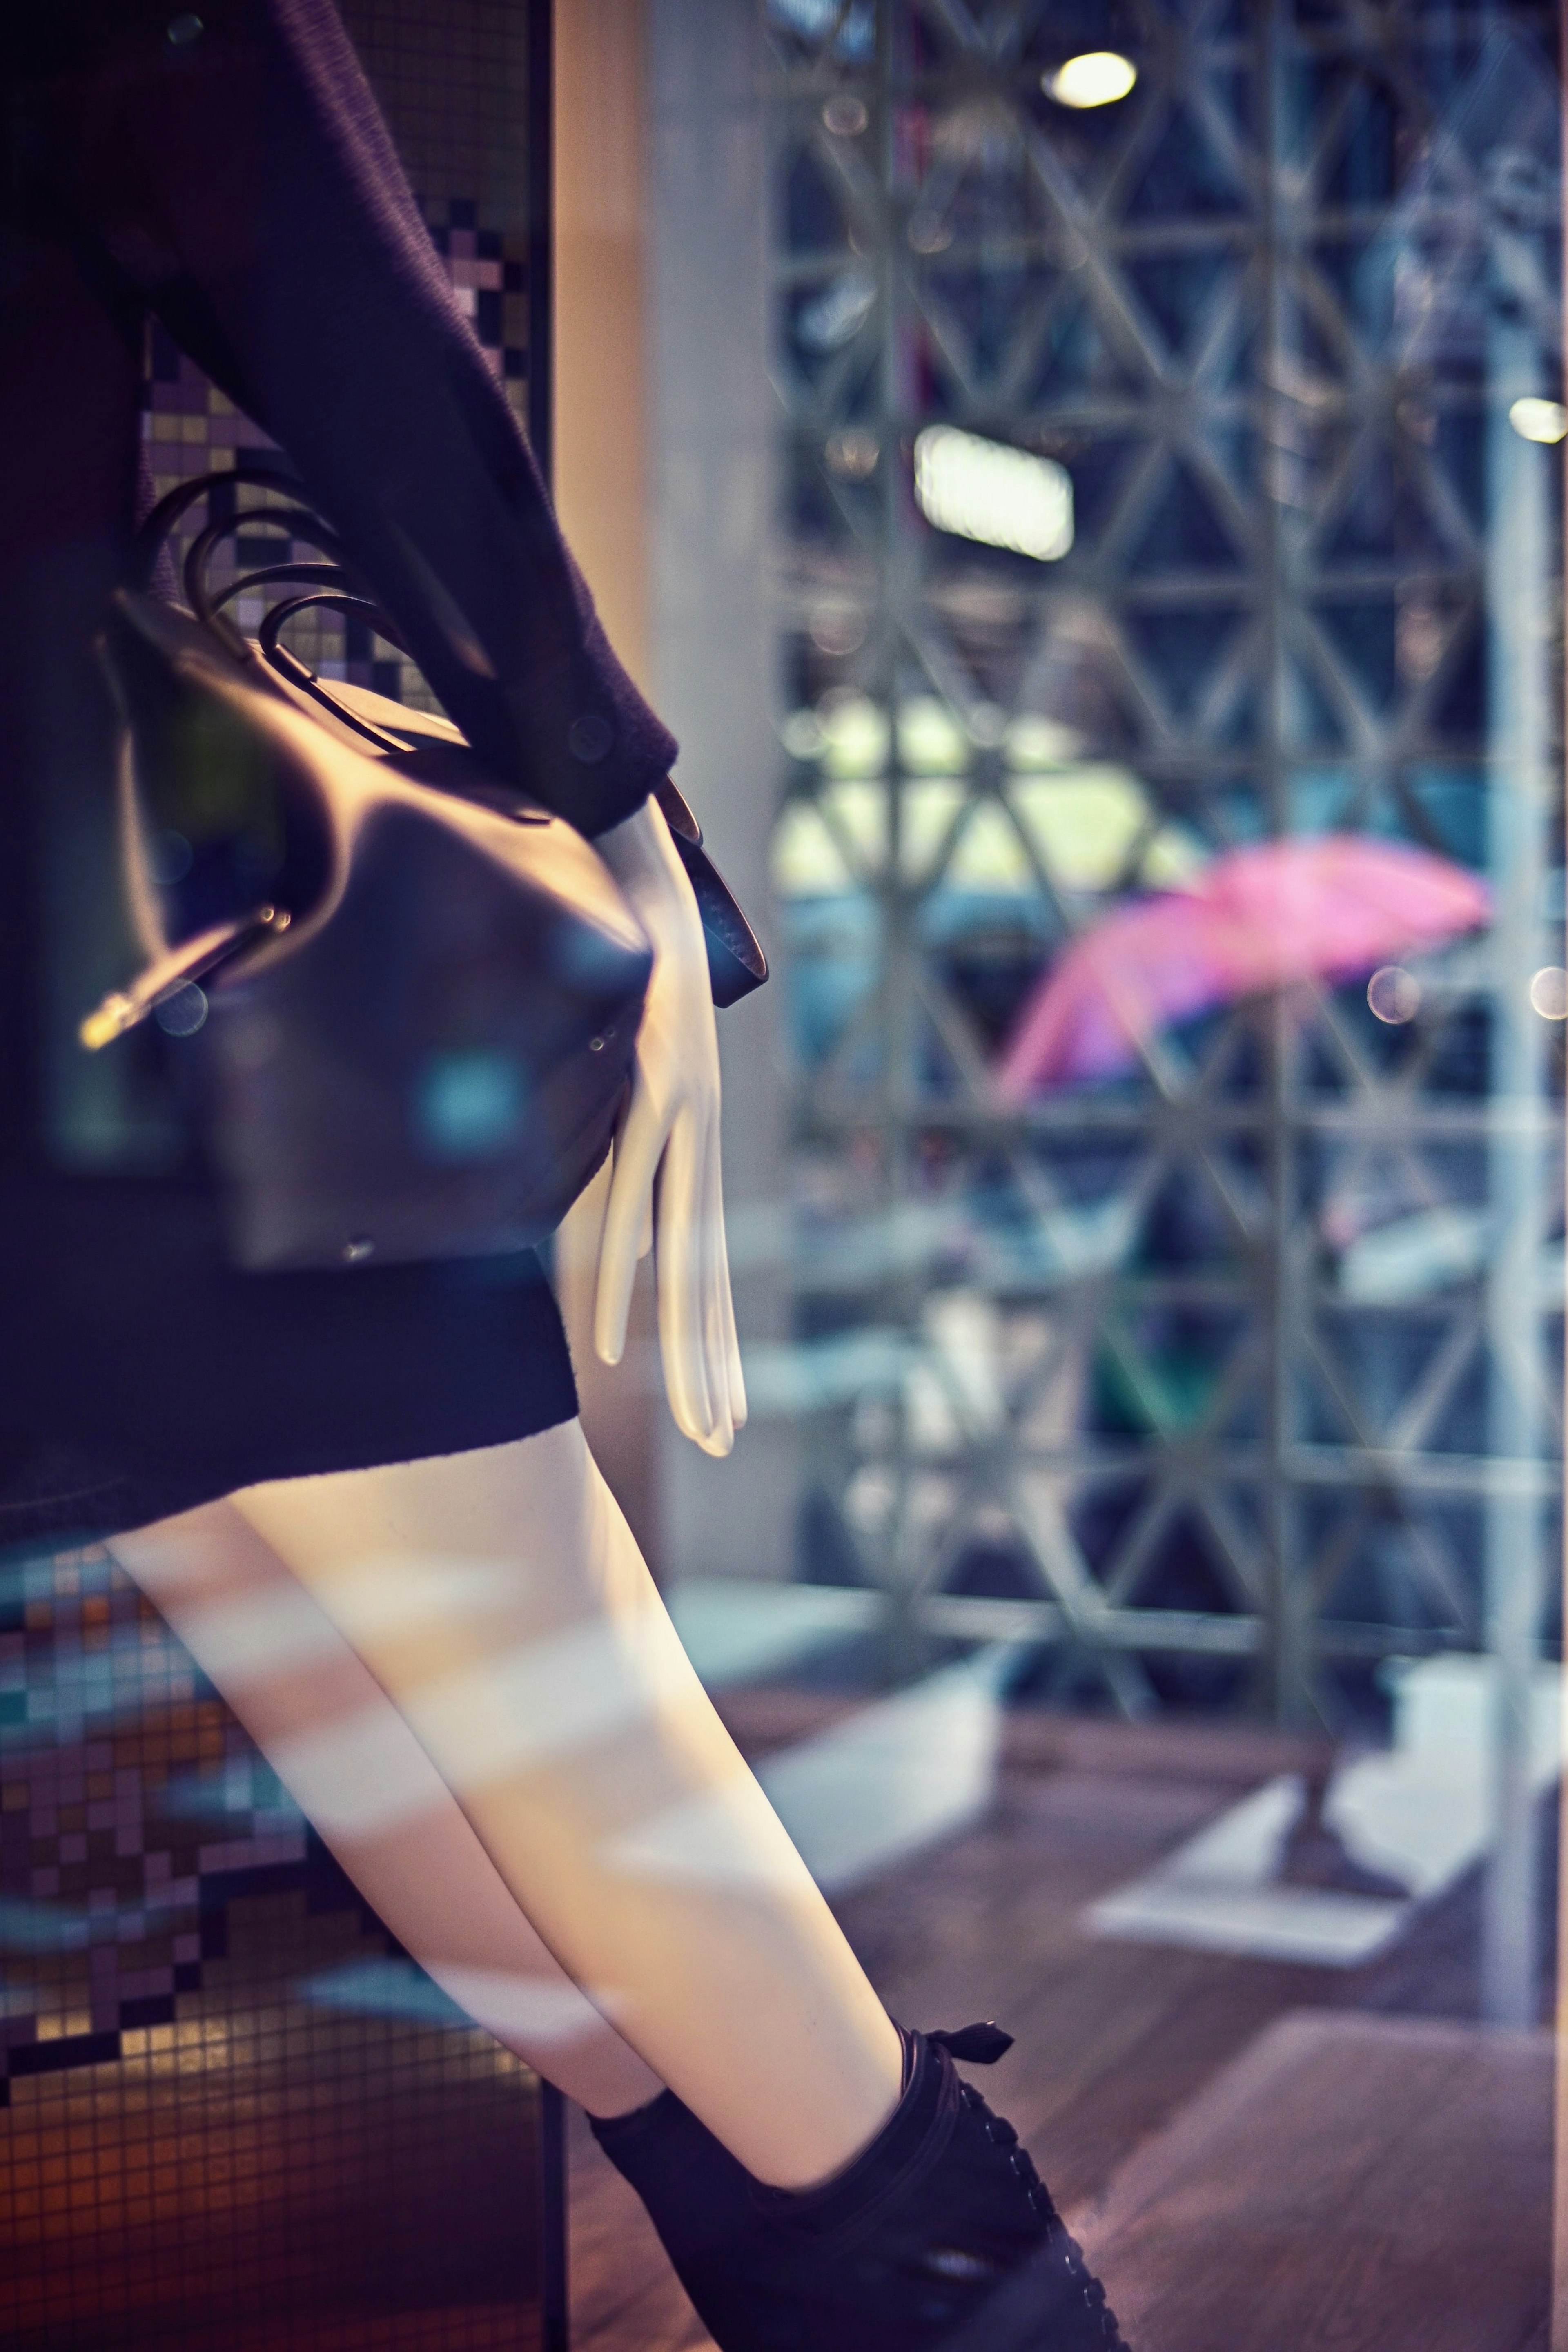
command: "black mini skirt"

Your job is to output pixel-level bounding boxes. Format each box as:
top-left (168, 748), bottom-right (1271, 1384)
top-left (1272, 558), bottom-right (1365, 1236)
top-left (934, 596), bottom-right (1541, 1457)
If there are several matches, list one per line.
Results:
top-left (0, 1172), bottom-right (579, 1551)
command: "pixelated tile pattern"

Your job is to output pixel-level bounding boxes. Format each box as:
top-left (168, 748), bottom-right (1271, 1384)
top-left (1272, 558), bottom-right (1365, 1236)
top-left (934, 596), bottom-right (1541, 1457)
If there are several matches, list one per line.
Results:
top-left (0, 1545), bottom-right (544, 2348)
top-left (143, 0), bottom-right (535, 711)
top-left (0, 1546), bottom-right (307, 2096)
top-left (142, 195), bottom-right (528, 714)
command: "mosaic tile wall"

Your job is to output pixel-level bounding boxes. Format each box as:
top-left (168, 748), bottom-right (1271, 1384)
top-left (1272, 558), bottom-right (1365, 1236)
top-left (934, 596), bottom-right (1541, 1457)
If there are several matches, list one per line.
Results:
top-left (0, 1547), bottom-right (546, 2350)
top-left (2, 7), bottom-right (553, 2342)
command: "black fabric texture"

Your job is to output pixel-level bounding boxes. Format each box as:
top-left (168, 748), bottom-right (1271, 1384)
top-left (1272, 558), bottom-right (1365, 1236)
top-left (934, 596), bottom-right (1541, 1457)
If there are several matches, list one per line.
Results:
top-left (0, 1173), bottom-right (581, 1547)
top-left (0, 0), bottom-right (690, 1542)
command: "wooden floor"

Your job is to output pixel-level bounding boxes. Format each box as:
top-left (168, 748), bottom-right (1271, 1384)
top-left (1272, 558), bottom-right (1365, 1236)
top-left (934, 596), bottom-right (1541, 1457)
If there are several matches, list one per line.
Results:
top-left (1079, 2013), bottom-right (1552, 2352)
top-left (568, 1692), bottom-right (1558, 2352)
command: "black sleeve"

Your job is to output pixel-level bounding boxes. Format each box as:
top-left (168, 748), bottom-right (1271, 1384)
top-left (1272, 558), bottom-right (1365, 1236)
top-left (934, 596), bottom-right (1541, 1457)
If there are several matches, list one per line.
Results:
top-left (36, 0), bottom-right (673, 836)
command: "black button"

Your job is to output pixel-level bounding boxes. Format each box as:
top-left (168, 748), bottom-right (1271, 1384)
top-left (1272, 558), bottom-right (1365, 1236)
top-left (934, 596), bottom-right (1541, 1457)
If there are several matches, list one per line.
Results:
top-left (568, 714), bottom-right (614, 764)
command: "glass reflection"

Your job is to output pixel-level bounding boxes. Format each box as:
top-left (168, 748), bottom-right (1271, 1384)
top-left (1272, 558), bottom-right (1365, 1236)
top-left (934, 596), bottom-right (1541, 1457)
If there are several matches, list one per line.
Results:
top-left (754, 0), bottom-right (1563, 2331)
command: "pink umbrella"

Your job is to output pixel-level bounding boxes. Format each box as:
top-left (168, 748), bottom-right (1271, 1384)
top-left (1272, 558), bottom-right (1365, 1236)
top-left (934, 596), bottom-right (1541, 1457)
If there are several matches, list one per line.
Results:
top-left (997, 834), bottom-right (1491, 1098)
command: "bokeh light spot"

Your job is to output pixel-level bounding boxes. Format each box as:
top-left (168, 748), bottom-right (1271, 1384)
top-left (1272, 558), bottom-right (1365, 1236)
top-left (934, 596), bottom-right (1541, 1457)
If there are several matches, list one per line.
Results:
top-left (1528, 965), bottom-right (1568, 1019)
top-left (1045, 52), bottom-right (1138, 109)
top-left (416, 1050), bottom-right (525, 1161)
top-left (1367, 965), bottom-right (1420, 1024)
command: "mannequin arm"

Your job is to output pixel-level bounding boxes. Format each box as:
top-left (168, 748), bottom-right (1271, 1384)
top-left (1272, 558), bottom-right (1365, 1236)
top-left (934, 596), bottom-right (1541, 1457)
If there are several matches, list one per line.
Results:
top-left (590, 799), bottom-right (747, 1457)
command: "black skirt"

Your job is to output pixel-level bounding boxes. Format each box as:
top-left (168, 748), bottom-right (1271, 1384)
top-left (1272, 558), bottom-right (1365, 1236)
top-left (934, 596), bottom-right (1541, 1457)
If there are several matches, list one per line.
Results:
top-left (0, 1175), bottom-right (580, 1547)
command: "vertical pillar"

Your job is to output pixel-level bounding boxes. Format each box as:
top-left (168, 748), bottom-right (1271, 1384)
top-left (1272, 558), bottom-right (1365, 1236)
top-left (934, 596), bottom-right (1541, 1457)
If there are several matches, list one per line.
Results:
top-left (1482, 309), bottom-right (1552, 2028)
top-left (646, 0), bottom-right (797, 1583)
top-left (1260, 0), bottom-right (1312, 1726)
top-left (550, 0), bottom-right (662, 1568)
top-left (1554, 38), bottom-right (1568, 2350)
top-left (552, 0), bottom-right (651, 686)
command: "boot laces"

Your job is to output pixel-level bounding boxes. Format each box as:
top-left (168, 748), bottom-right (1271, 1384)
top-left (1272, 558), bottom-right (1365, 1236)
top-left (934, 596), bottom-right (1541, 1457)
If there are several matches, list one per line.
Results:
top-left (956, 2079), bottom-right (1126, 2347)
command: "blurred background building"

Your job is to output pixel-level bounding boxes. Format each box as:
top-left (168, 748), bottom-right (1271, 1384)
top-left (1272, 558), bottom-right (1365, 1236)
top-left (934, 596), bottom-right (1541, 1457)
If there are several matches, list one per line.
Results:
top-left (616, 0), bottom-right (1565, 2035)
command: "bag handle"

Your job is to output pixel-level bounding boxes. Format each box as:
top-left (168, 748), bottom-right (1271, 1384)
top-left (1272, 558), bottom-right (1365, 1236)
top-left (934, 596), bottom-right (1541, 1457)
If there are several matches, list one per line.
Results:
top-left (185, 509), bottom-right (355, 623)
top-left (133, 457), bottom-right (310, 586)
top-left (127, 467), bottom-right (768, 1005)
top-left (257, 592), bottom-right (418, 753)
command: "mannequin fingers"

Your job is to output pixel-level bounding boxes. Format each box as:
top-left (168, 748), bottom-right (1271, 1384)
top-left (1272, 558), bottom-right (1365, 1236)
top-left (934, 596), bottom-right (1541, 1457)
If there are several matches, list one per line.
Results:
top-left (655, 1106), bottom-right (718, 1448)
top-left (595, 1080), bottom-right (670, 1366)
top-left (695, 1115), bottom-right (737, 1454)
top-left (717, 1240), bottom-right (747, 1433)
top-left (651, 1111), bottom-right (706, 1439)
top-left (703, 1122), bottom-right (748, 1433)
top-left (722, 1258), bottom-right (747, 1431)
top-left (673, 1115), bottom-right (726, 1452)
top-left (694, 1213), bottom-right (735, 1458)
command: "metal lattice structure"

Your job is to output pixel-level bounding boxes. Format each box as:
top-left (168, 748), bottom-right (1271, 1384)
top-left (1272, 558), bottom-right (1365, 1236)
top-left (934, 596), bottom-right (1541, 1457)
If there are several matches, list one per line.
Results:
top-left (762, 0), bottom-right (1564, 1746)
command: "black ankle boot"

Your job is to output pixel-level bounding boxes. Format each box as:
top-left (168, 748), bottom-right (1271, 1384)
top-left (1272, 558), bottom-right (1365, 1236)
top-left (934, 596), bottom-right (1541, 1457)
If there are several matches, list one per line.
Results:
top-left (590, 2022), bottom-right (1128, 2352)
top-left (589, 2080), bottom-right (774, 2347)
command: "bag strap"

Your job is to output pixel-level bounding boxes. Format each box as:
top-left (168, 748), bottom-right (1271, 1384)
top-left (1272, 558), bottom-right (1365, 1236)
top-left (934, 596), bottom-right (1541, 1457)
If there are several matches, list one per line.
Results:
top-left (80, 905), bottom-right (293, 1052)
top-left (653, 778), bottom-right (769, 1006)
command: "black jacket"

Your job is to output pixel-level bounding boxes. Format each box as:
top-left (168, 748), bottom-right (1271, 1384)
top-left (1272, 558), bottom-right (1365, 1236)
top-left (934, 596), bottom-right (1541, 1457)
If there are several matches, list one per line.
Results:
top-left (2, 0), bottom-right (673, 836)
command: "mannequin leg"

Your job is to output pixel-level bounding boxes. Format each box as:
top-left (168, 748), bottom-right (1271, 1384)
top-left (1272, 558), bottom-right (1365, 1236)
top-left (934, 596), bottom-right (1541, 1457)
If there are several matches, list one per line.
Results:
top-left (110, 1498), bottom-right (664, 2120)
top-left (221, 1420), bottom-right (904, 2188)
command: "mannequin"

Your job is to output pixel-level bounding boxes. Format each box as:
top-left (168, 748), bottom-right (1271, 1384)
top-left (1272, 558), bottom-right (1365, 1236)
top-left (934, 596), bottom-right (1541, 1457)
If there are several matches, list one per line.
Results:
top-left (6, 8), bottom-right (1125, 2340)
top-left (114, 796), bottom-right (904, 2177)
top-left (108, 802), bottom-right (1127, 2351)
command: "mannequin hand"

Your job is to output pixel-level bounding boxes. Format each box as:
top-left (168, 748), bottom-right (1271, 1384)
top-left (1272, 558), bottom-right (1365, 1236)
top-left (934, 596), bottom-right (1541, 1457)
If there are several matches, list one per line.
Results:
top-left (590, 796), bottom-right (747, 1456)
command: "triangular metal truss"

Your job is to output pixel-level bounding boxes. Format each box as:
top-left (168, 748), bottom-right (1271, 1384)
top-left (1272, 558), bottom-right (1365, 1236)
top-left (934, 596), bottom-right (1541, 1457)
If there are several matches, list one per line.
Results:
top-left (763, 0), bottom-right (1564, 1723)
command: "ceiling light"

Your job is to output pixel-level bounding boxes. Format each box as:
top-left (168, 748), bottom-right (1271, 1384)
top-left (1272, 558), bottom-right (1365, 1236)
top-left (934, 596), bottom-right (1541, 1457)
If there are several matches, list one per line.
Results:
top-left (1508, 396), bottom-right (1567, 444)
top-left (914, 428), bottom-right (1073, 562)
top-left (1045, 51), bottom-right (1138, 109)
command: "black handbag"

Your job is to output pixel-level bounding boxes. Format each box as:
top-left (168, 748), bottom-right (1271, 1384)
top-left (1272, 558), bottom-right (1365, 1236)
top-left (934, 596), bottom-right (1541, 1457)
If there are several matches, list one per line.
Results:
top-left (81, 463), bottom-right (766, 1274)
